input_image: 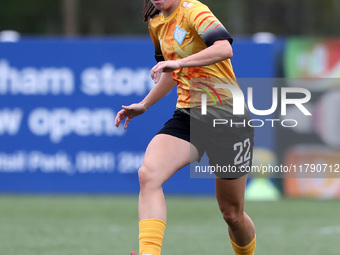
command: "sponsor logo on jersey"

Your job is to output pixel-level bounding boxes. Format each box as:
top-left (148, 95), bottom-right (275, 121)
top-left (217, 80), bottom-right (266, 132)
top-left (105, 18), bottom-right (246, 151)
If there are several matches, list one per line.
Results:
top-left (183, 2), bottom-right (193, 8)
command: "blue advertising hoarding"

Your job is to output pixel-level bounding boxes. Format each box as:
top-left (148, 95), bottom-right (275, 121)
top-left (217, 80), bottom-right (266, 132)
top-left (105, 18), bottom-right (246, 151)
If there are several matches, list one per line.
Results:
top-left (0, 37), bottom-right (281, 194)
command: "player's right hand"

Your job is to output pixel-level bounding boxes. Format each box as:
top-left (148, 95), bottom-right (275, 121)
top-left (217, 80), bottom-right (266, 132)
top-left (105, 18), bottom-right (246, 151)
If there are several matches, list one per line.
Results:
top-left (114, 103), bottom-right (147, 129)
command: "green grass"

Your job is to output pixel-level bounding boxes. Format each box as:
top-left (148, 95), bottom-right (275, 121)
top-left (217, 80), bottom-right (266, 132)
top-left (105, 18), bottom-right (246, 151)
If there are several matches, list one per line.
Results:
top-left (0, 196), bottom-right (339, 255)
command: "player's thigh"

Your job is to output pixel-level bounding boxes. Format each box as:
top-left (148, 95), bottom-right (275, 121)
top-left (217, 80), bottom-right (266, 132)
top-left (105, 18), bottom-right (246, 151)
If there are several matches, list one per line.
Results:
top-left (215, 176), bottom-right (248, 210)
top-left (141, 133), bottom-right (199, 183)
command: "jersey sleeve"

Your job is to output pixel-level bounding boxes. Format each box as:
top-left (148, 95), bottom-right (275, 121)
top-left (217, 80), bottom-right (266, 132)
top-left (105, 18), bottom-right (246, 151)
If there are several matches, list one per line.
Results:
top-left (188, 3), bottom-right (233, 47)
top-left (148, 22), bottom-right (165, 62)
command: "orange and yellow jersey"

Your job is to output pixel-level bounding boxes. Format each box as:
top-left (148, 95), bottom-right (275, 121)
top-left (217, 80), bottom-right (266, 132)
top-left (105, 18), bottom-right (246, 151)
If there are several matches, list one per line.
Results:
top-left (149, 0), bottom-right (239, 109)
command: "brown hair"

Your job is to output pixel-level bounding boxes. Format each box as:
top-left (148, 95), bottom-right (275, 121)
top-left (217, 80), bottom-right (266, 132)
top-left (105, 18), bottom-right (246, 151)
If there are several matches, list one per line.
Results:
top-left (142, 0), bottom-right (160, 23)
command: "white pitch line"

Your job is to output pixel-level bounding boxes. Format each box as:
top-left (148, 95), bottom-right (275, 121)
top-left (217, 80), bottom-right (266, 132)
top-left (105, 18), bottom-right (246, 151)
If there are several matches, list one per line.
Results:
top-left (319, 226), bottom-right (340, 235)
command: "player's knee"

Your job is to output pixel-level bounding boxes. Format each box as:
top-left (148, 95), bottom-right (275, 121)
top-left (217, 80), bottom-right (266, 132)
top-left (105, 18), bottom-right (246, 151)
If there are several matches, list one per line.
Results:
top-left (221, 207), bottom-right (243, 228)
top-left (138, 165), bottom-right (159, 189)
top-left (138, 165), bottom-right (151, 186)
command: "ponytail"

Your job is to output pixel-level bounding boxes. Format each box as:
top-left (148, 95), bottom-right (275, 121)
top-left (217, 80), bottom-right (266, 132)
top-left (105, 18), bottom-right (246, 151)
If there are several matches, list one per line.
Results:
top-left (142, 0), bottom-right (160, 23)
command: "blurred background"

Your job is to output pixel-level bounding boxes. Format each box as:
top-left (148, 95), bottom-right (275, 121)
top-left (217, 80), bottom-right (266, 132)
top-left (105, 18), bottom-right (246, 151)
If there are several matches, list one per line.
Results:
top-left (1, 1), bottom-right (340, 255)
top-left (1, 0), bottom-right (340, 36)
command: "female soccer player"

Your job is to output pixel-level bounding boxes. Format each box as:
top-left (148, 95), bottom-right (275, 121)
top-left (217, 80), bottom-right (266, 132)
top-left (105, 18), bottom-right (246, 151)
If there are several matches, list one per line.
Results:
top-left (115, 0), bottom-right (256, 254)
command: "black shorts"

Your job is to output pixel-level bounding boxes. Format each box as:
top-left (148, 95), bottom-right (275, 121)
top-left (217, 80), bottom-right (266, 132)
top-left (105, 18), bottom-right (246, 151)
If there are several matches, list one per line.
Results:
top-left (157, 109), bottom-right (254, 179)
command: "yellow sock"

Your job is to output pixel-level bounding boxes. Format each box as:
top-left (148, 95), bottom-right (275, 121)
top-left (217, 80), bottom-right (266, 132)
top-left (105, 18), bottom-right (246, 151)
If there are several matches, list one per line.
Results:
top-left (230, 235), bottom-right (256, 255)
top-left (139, 219), bottom-right (166, 255)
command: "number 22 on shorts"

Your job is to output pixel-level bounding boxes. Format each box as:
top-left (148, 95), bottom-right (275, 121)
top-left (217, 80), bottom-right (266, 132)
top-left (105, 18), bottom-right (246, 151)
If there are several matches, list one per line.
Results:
top-left (233, 138), bottom-right (251, 165)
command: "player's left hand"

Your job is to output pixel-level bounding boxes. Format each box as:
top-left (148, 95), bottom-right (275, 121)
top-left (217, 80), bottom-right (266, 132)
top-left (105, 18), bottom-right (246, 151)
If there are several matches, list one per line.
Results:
top-left (151, 60), bottom-right (181, 83)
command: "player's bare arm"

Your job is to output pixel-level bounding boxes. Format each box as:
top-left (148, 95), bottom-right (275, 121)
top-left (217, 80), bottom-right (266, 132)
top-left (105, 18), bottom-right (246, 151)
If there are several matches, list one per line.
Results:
top-left (151, 40), bottom-right (232, 83)
top-left (115, 72), bottom-right (176, 129)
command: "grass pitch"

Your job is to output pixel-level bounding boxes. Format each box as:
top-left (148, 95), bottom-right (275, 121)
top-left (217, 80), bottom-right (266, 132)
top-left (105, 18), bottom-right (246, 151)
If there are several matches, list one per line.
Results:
top-left (0, 195), bottom-right (339, 255)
